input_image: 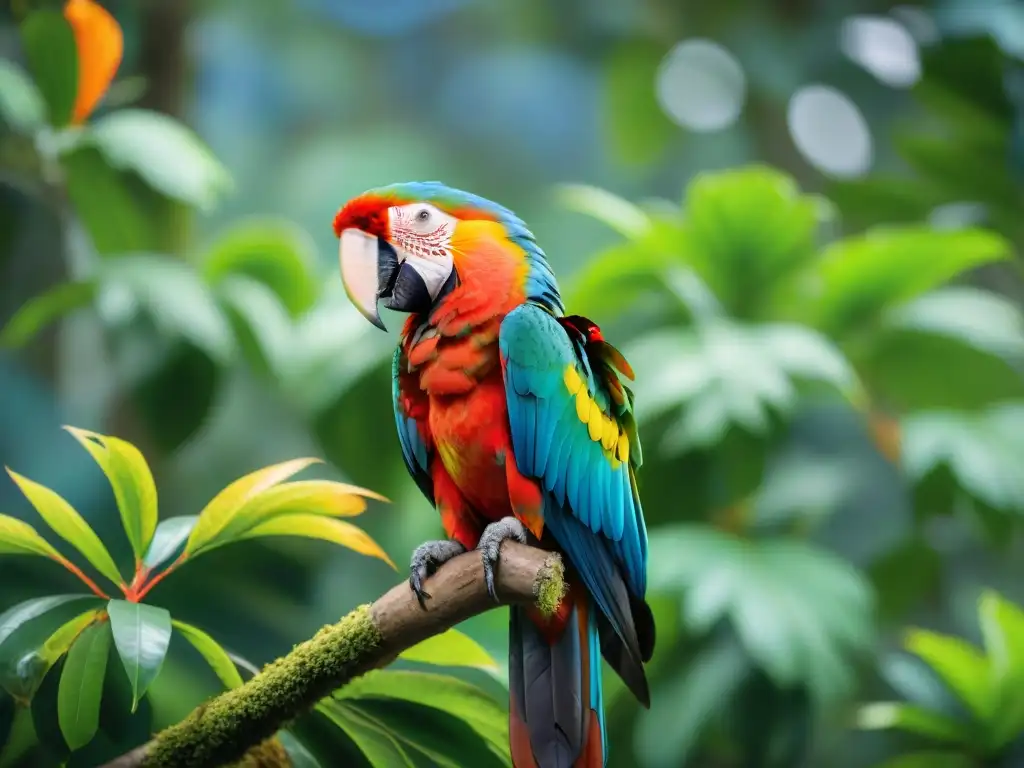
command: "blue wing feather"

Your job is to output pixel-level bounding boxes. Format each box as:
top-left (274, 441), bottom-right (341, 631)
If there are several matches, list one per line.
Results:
top-left (499, 303), bottom-right (648, 599)
top-left (392, 347), bottom-right (434, 503)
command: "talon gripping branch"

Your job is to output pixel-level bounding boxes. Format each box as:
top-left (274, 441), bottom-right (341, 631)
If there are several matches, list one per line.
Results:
top-left (334, 182), bottom-right (655, 768)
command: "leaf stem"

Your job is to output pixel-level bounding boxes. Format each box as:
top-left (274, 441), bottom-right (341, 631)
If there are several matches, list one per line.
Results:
top-left (134, 554), bottom-right (185, 602)
top-left (54, 555), bottom-right (111, 599)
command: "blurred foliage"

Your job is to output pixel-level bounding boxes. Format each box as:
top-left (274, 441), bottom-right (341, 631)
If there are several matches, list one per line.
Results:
top-left (2, 0), bottom-right (1024, 767)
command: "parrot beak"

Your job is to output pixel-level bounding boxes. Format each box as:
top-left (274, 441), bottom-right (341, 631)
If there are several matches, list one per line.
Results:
top-left (337, 228), bottom-right (400, 331)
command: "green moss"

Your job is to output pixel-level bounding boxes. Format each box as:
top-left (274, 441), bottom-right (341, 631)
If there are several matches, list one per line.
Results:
top-left (228, 736), bottom-right (291, 767)
top-left (535, 554), bottom-right (567, 617)
top-left (143, 605), bottom-right (382, 768)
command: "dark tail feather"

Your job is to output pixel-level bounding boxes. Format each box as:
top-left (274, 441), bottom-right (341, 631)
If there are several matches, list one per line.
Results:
top-left (508, 596), bottom-right (605, 768)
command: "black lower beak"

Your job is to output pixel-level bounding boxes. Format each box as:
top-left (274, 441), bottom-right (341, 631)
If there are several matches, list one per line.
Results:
top-left (377, 240), bottom-right (400, 299)
top-left (383, 262), bottom-right (433, 314)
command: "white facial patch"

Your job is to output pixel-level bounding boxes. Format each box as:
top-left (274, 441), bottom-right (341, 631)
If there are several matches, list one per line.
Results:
top-left (388, 203), bottom-right (458, 299)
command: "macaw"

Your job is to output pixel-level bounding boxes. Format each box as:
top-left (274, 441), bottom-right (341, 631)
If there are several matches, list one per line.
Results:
top-left (333, 182), bottom-right (655, 768)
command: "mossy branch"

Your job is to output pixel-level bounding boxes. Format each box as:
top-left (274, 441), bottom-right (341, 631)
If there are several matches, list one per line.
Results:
top-left (101, 542), bottom-right (566, 768)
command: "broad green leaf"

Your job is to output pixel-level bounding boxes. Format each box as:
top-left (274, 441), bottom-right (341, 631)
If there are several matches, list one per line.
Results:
top-left (904, 629), bottom-right (993, 720)
top-left (0, 281), bottom-right (97, 350)
top-left (62, 428), bottom-right (158, 561)
top-left (184, 457), bottom-right (321, 556)
top-left (556, 184), bottom-right (651, 239)
top-left (855, 702), bottom-right (974, 744)
top-left (400, 629), bottom-right (499, 671)
top-left (143, 516), bottom-right (197, 570)
top-left (216, 276), bottom-right (294, 379)
top-left (61, 146), bottom-right (155, 256)
top-left (977, 590), bottom-right (1024, 747)
top-left (5, 468), bottom-right (123, 585)
top-left (681, 165), bottom-right (823, 318)
top-left (40, 610), bottom-right (101, 667)
top-left (807, 228), bottom-right (1011, 337)
top-left (827, 175), bottom-right (944, 230)
top-left (171, 620), bottom-right (243, 690)
top-left (336, 670), bottom-right (509, 759)
top-left (0, 607), bottom-right (101, 702)
top-left (0, 60), bottom-right (46, 133)
top-left (874, 752), bottom-right (976, 768)
top-left (18, 11), bottom-right (78, 128)
top-left (562, 240), bottom-right (676, 320)
top-left (277, 729), bottom-right (323, 768)
top-left (102, 255), bottom-right (235, 363)
top-left (213, 479), bottom-right (387, 545)
top-left (200, 218), bottom-right (319, 316)
top-left (0, 514), bottom-right (62, 560)
top-left (56, 621), bottom-right (110, 750)
top-left (240, 514), bottom-right (395, 569)
top-left (89, 109), bottom-right (232, 211)
top-left (0, 596), bottom-right (98, 651)
top-left (106, 600), bottom-right (171, 710)
top-left (317, 700), bottom-right (415, 767)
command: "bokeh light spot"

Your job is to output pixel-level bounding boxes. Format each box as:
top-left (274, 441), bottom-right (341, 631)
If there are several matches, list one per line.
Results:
top-left (656, 39), bottom-right (747, 132)
top-left (840, 15), bottom-right (921, 88)
top-left (787, 85), bottom-right (872, 178)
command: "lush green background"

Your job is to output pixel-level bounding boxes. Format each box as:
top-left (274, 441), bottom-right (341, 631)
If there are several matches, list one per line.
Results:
top-left (1, 0), bottom-right (1024, 766)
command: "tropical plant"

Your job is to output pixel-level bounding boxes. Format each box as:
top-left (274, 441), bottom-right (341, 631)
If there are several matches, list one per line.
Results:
top-left (0, 426), bottom-right (505, 766)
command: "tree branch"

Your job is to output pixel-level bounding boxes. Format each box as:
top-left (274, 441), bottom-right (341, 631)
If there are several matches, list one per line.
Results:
top-left (101, 542), bottom-right (566, 768)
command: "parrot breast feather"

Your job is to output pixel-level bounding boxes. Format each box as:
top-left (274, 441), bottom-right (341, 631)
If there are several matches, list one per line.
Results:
top-left (498, 303), bottom-right (648, 597)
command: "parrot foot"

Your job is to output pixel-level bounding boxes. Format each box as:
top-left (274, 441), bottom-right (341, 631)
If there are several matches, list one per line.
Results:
top-left (409, 539), bottom-right (467, 609)
top-left (478, 516), bottom-right (528, 602)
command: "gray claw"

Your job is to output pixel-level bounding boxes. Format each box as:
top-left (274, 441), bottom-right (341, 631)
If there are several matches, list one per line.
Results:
top-left (478, 517), bottom-right (527, 602)
top-left (410, 539), bottom-right (466, 609)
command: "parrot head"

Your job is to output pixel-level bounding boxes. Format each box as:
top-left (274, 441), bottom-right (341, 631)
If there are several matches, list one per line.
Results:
top-left (333, 181), bottom-right (523, 331)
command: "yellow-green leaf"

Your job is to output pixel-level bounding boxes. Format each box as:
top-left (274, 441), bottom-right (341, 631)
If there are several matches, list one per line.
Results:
top-left (905, 629), bottom-right (993, 720)
top-left (5, 468), bottom-right (123, 586)
top-left (41, 610), bottom-right (101, 666)
top-left (400, 629), bottom-right (499, 672)
top-left (0, 513), bottom-right (62, 559)
top-left (57, 620), bottom-right (111, 751)
top-left (171, 620), bottom-right (243, 690)
top-left (184, 457), bottom-right (321, 556)
top-left (240, 513), bottom-right (395, 569)
top-left (213, 480), bottom-right (388, 545)
top-left (855, 701), bottom-right (974, 744)
top-left (64, 426), bottom-right (158, 561)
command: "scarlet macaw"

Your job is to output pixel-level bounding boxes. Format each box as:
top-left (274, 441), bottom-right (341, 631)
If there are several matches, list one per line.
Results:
top-left (334, 182), bottom-right (655, 767)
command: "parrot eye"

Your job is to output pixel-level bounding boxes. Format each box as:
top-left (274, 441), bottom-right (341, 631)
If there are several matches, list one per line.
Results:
top-left (416, 209), bottom-right (430, 222)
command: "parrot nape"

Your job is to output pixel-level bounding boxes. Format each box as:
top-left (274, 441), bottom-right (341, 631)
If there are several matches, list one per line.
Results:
top-left (333, 182), bottom-right (655, 768)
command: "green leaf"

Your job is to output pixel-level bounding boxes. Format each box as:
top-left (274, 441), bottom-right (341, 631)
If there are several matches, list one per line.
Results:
top-left (62, 428), bottom-right (158, 563)
top-left (277, 729), bottom-right (323, 768)
top-left (855, 702), bottom-right (974, 744)
top-left (977, 590), bottom-right (1024, 748)
top-left (184, 458), bottom-right (321, 556)
top-left (807, 228), bottom-right (1011, 337)
top-left (904, 629), bottom-right (993, 721)
top-left (0, 60), bottom-right (46, 133)
top-left (171, 620), bottom-right (243, 690)
top-left (0, 690), bottom-right (13, 751)
top-left (200, 219), bottom-right (319, 316)
top-left (556, 184), bottom-right (652, 239)
top-left (102, 255), bottom-right (236, 363)
top-left (89, 109), bottom-right (232, 212)
top-left (316, 700), bottom-right (415, 767)
top-left (902, 406), bottom-right (1024, 513)
top-left (827, 175), bottom-right (944, 230)
top-left (0, 596), bottom-right (99, 653)
top-left (216, 276), bottom-right (294, 378)
top-left (648, 525), bottom-right (874, 703)
top-left (336, 670), bottom-right (509, 761)
top-left (399, 629), bottom-right (499, 672)
top-left (0, 514), bottom-right (62, 560)
top-left (239, 514), bottom-right (395, 569)
top-left (142, 516), bottom-right (197, 570)
top-left (61, 147), bottom-right (155, 256)
top-left (681, 165), bottom-right (824, 318)
top-left (106, 600), bottom-right (171, 711)
top-left (18, 10), bottom-right (78, 128)
top-left (0, 281), bottom-right (97, 351)
top-left (5, 468), bottom-right (123, 585)
top-left (602, 40), bottom-right (677, 167)
top-left (57, 621), bottom-right (110, 751)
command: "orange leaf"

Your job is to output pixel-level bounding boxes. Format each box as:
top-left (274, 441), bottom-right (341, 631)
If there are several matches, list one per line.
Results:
top-left (64, 0), bottom-right (122, 124)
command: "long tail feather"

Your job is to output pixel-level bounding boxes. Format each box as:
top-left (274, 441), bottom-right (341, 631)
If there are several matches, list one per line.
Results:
top-left (509, 591), bottom-right (605, 768)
